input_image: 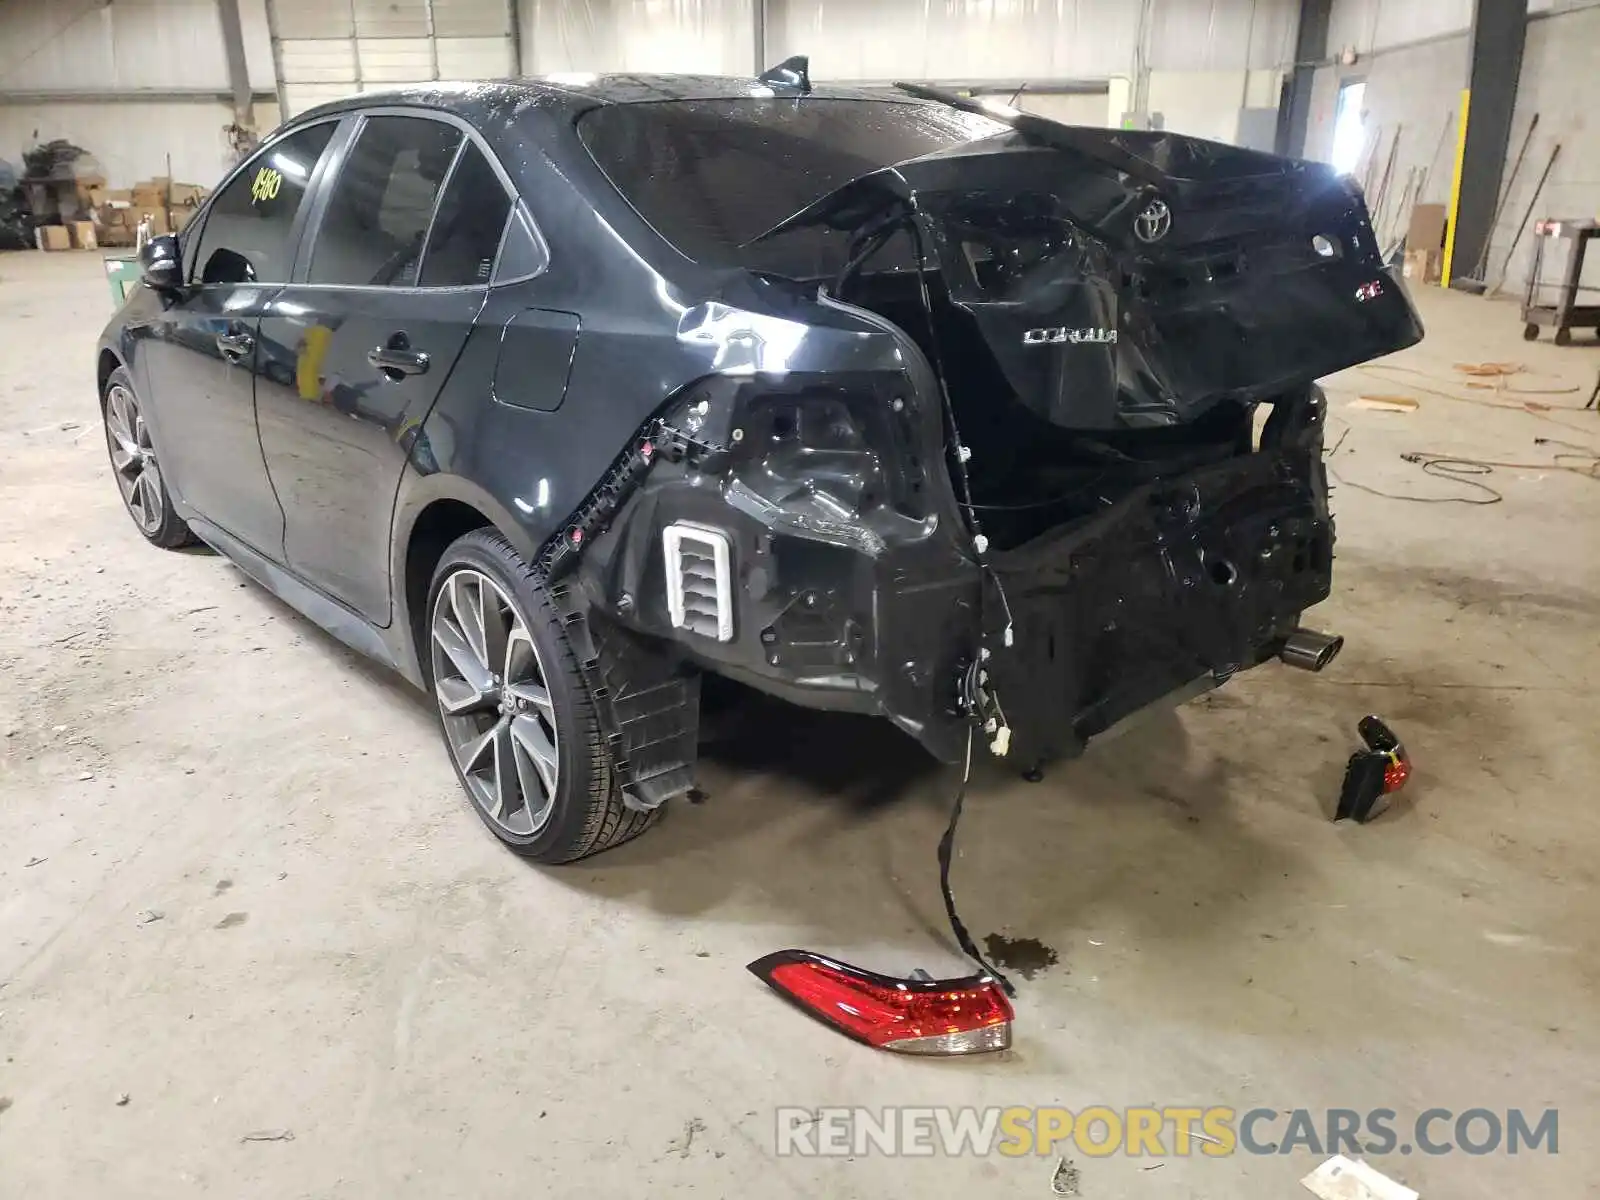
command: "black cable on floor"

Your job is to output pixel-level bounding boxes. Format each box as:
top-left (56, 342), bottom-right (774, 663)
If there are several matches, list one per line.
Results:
top-left (937, 729), bottom-right (1016, 997)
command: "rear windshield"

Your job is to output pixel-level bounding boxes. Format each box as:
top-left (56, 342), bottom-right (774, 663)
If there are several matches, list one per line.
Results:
top-left (578, 97), bottom-right (1006, 273)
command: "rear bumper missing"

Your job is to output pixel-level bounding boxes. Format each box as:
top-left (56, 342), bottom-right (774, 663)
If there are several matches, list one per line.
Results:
top-left (578, 404), bottom-right (1333, 769)
top-left (984, 448), bottom-right (1333, 762)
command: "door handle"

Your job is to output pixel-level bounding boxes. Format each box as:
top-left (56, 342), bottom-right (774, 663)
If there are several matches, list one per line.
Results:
top-left (216, 330), bottom-right (254, 362)
top-left (368, 345), bottom-right (430, 381)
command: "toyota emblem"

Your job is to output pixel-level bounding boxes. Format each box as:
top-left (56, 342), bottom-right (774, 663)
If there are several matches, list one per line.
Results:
top-left (1134, 198), bottom-right (1172, 244)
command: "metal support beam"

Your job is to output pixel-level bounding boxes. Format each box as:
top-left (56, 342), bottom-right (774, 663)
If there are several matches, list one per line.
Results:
top-left (507, 0), bottom-right (524, 76)
top-left (0, 87), bottom-right (276, 105)
top-left (263, 0), bottom-right (290, 119)
top-left (1447, 0), bottom-right (1529, 287)
top-left (216, 0), bottom-right (256, 129)
top-left (752, 0), bottom-right (767, 74)
top-left (1276, 0), bottom-right (1331, 158)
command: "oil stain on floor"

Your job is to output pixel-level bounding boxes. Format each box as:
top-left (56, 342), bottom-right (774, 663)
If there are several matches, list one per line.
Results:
top-left (983, 933), bottom-right (1060, 980)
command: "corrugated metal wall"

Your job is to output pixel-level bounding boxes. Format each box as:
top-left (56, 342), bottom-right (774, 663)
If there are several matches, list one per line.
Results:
top-left (0, 0), bottom-right (273, 94)
top-left (270, 0), bottom-right (516, 115)
top-left (514, 0), bottom-right (1299, 83)
top-left (0, 0), bottom-right (279, 186)
top-left (519, 0), bottom-right (753, 75)
top-left (1325, 0), bottom-right (1473, 56)
top-left (0, 0), bottom-right (1314, 188)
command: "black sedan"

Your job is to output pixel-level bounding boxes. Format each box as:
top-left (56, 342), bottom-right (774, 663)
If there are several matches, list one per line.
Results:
top-left (97, 66), bottom-right (1422, 862)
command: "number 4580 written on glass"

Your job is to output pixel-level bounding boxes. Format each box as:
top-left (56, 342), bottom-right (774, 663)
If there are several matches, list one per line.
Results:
top-left (251, 167), bottom-right (283, 203)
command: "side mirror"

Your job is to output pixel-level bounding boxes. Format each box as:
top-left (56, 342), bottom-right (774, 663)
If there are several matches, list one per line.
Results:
top-left (140, 234), bottom-right (184, 293)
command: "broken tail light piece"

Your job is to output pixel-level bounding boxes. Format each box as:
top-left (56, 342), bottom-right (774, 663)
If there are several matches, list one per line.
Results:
top-left (747, 730), bottom-right (1019, 1057)
top-left (747, 950), bottom-right (1014, 1055)
top-left (1336, 714), bottom-right (1411, 823)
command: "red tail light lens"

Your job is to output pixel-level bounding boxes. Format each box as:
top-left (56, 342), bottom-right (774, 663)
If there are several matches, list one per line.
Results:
top-left (748, 950), bottom-right (1014, 1055)
top-left (1382, 753), bottom-right (1412, 793)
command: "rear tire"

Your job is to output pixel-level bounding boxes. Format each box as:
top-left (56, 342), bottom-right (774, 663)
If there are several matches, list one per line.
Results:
top-left (425, 528), bottom-right (658, 863)
top-left (101, 366), bottom-right (195, 549)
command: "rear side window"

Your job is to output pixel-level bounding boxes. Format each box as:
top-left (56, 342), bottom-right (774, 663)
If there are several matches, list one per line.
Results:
top-left (419, 142), bottom-right (513, 286)
top-left (309, 115), bottom-right (462, 287)
top-left (578, 98), bottom-right (1005, 268)
top-left (194, 122), bottom-right (335, 285)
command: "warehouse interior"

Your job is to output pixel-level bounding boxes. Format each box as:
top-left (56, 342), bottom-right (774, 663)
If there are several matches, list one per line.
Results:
top-left (2, 2), bottom-right (1598, 1197)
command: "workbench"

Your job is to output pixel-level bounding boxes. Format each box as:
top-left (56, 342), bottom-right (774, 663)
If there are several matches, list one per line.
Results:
top-left (1522, 218), bottom-right (1600, 346)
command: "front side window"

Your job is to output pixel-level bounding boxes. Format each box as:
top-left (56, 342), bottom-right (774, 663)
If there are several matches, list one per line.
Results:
top-left (419, 143), bottom-right (514, 287)
top-left (194, 122), bottom-right (336, 286)
top-left (308, 115), bottom-right (462, 287)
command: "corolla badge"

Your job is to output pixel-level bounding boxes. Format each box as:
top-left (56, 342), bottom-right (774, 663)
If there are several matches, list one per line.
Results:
top-left (1134, 198), bottom-right (1172, 244)
top-left (1022, 327), bottom-right (1118, 345)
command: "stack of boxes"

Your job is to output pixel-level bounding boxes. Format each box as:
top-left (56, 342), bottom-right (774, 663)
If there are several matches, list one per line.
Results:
top-left (26, 162), bottom-right (105, 250)
top-left (33, 176), bottom-right (212, 250)
top-left (1403, 204), bottom-right (1448, 285)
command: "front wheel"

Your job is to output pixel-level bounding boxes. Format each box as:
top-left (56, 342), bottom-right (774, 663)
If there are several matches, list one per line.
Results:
top-left (101, 367), bottom-right (194, 548)
top-left (425, 528), bottom-right (658, 862)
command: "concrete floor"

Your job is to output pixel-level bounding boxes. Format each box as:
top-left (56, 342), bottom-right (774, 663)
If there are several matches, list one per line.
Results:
top-left (1, 250), bottom-right (1597, 1199)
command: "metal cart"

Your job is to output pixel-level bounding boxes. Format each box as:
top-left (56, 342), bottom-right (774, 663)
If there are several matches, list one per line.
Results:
top-left (1522, 218), bottom-right (1600, 345)
top-left (103, 252), bottom-right (141, 308)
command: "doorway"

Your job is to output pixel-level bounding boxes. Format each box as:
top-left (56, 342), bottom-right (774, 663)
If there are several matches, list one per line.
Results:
top-left (1331, 79), bottom-right (1368, 174)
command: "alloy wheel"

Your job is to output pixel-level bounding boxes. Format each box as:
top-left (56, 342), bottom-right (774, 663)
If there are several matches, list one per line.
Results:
top-left (104, 384), bottom-right (164, 535)
top-left (430, 568), bottom-right (561, 836)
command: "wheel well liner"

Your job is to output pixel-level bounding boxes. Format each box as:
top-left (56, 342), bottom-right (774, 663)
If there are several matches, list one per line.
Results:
top-left (403, 498), bottom-right (494, 658)
top-left (97, 349), bottom-right (122, 397)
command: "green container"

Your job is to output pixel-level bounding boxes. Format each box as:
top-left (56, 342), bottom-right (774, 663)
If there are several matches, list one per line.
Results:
top-left (103, 252), bottom-right (141, 308)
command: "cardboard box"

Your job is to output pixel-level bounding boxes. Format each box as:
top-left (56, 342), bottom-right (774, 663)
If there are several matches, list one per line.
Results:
top-left (1403, 248), bottom-right (1442, 284)
top-left (168, 182), bottom-right (205, 208)
top-left (70, 220), bottom-right (98, 250)
top-left (1407, 203), bottom-right (1448, 253)
top-left (36, 224), bottom-right (71, 251)
top-left (95, 222), bottom-right (135, 248)
top-left (171, 208), bottom-right (200, 232)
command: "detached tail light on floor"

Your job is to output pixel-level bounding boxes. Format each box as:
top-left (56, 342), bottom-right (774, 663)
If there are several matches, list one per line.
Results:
top-left (747, 950), bottom-right (1014, 1055)
top-left (1337, 715), bottom-right (1411, 823)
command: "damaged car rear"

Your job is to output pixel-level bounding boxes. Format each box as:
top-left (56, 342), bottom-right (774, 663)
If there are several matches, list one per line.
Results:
top-left (564, 77), bottom-right (1422, 793)
top-left (100, 70), bottom-right (1421, 866)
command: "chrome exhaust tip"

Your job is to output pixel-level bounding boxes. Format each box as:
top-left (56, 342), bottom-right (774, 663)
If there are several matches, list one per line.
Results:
top-left (1279, 628), bottom-right (1344, 672)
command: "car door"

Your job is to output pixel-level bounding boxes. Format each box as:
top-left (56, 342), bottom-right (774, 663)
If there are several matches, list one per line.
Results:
top-left (255, 112), bottom-right (513, 624)
top-left (137, 120), bottom-right (341, 556)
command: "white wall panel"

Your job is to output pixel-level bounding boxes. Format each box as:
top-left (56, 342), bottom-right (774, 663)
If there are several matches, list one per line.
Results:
top-left (279, 39), bottom-right (360, 84)
top-left (0, 0), bottom-right (240, 91)
top-left (521, 0), bottom-right (753, 75)
top-left (1326, 0), bottom-right (1473, 56)
top-left (765, 0), bottom-right (1296, 83)
top-left (266, 0), bottom-right (513, 115)
top-left (436, 36), bottom-right (515, 78)
top-left (1146, 0), bottom-right (1299, 71)
top-left (1148, 68), bottom-right (1283, 142)
top-left (769, 0), bottom-right (1140, 81)
top-left (263, 0), bottom-right (340, 40)
top-left (357, 38), bottom-right (437, 82)
top-left (1017, 90), bottom-right (1113, 127)
top-left (354, 0), bottom-right (430, 38)
top-left (433, 0), bottom-right (513, 38)
top-left (283, 81), bottom-right (359, 113)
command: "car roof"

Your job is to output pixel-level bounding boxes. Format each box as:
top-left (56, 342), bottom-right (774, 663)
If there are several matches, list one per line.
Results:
top-left (290, 74), bottom-right (924, 126)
